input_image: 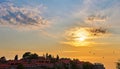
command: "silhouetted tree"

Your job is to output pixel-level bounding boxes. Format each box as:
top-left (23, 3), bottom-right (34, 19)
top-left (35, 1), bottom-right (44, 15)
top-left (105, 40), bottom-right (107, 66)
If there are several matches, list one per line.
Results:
top-left (73, 59), bottom-right (79, 62)
top-left (83, 62), bottom-right (93, 69)
top-left (56, 55), bottom-right (59, 61)
top-left (30, 53), bottom-right (38, 59)
top-left (116, 60), bottom-right (120, 69)
top-left (46, 53), bottom-right (48, 59)
top-left (46, 53), bottom-right (54, 60)
top-left (22, 52), bottom-right (39, 59)
top-left (70, 61), bottom-right (78, 69)
top-left (48, 54), bottom-right (52, 59)
top-left (23, 52), bottom-right (31, 59)
top-left (14, 55), bottom-right (18, 60)
top-left (0, 56), bottom-right (6, 63)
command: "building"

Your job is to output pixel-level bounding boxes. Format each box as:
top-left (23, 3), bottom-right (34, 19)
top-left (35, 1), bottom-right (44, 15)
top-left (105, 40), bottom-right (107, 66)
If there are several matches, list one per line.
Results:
top-left (0, 56), bottom-right (105, 69)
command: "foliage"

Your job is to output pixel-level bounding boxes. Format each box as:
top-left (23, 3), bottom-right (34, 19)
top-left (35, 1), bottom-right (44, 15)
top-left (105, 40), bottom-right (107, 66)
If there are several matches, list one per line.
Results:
top-left (82, 62), bottom-right (93, 69)
top-left (22, 52), bottom-right (39, 59)
top-left (70, 60), bottom-right (78, 69)
top-left (14, 55), bottom-right (18, 60)
top-left (0, 56), bottom-right (7, 63)
top-left (56, 55), bottom-right (59, 61)
top-left (116, 60), bottom-right (120, 69)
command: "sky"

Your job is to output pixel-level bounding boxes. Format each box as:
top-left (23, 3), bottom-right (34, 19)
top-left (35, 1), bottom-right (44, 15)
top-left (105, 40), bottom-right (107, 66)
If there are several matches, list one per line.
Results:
top-left (0, 0), bottom-right (120, 69)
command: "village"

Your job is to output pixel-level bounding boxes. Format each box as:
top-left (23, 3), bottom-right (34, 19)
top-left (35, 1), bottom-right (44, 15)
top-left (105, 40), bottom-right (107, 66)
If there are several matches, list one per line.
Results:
top-left (0, 52), bottom-right (105, 69)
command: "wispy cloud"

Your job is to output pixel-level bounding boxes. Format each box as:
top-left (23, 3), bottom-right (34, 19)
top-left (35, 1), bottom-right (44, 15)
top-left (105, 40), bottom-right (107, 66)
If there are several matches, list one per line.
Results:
top-left (62, 50), bottom-right (80, 53)
top-left (85, 14), bottom-right (107, 23)
top-left (60, 0), bottom-right (120, 47)
top-left (0, 1), bottom-right (50, 31)
top-left (73, 0), bottom-right (120, 26)
top-left (39, 30), bottom-right (58, 38)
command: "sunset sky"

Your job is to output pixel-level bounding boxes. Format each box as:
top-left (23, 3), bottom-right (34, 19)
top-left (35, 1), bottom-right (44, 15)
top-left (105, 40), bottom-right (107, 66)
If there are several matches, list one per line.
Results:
top-left (0, 0), bottom-right (120, 69)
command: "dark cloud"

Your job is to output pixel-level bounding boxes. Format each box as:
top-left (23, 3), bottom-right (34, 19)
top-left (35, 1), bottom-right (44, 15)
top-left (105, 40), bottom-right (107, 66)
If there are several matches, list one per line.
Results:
top-left (88, 27), bottom-right (107, 36)
top-left (85, 14), bottom-right (108, 36)
top-left (86, 14), bottom-right (107, 23)
top-left (0, 2), bottom-right (49, 30)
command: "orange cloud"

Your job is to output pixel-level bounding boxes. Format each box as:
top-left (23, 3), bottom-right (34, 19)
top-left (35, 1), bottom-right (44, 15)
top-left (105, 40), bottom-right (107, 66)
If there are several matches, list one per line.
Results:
top-left (61, 27), bottom-right (110, 47)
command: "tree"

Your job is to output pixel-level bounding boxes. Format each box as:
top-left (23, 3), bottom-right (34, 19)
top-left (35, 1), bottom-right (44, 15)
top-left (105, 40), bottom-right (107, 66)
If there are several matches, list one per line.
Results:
top-left (48, 54), bottom-right (52, 59)
top-left (70, 61), bottom-right (78, 69)
top-left (14, 55), bottom-right (18, 60)
top-left (0, 56), bottom-right (6, 63)
top-left (83, 62), bottom-right (93, 69)
top-left (22, 52), bottom-right (39, 59)
top-left (46, 53), bottom-right (53, 60)
top-left (17, 64), bottom-right (24, 69)
top-left (46, 53), bottom-right (48, 59)
top-left (116, 60), bottom-right (120, 69)
top-left (22, 52), bottom-right (31, 59)
top-left (30, 53), bottom-right (39, 59)
top-left (56, 55), bottom-right (59, 61)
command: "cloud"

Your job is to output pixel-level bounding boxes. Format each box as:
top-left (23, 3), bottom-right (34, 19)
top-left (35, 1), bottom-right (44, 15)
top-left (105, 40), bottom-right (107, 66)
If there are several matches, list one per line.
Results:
top-left (39, 30), bottom-right (58, 38)
top-left (85, 14), bottom-right (107, 23)
top-left (0, 1), bottom-right (50, 31)
top-left (73, 0), bottom-right (120, 26)
top-left (65, 27), bottom-right (108, 39)
top-left (60, 0), bottom-right (120, 47)
top-left (62, 50), bottom-right (79, 53)
top-left (61, 26), bottom-right (110, 47)
top-left (61, 41), bottom-right (92, 47)
top-left (88, 27), bottom-right (107, 36)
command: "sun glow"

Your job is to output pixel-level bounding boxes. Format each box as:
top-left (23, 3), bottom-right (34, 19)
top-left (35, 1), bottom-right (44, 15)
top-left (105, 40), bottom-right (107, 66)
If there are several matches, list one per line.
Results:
top-left (64, 27), bottom-right (91, 47)
top-left (74, 28), bottom-right (89, 42)
top-left (77, 36), bottom-right (86, 41)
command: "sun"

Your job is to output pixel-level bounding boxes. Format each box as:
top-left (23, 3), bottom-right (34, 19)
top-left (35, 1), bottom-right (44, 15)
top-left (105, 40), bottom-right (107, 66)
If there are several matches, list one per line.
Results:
top-left (64, 27), bottom-right (91, 47)
top-left (74, 28), bottom-right (88, 42)
top-left (78, 36), bottom-right (86, 41)
top-left (75, 34), bottom-right (87, 42)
